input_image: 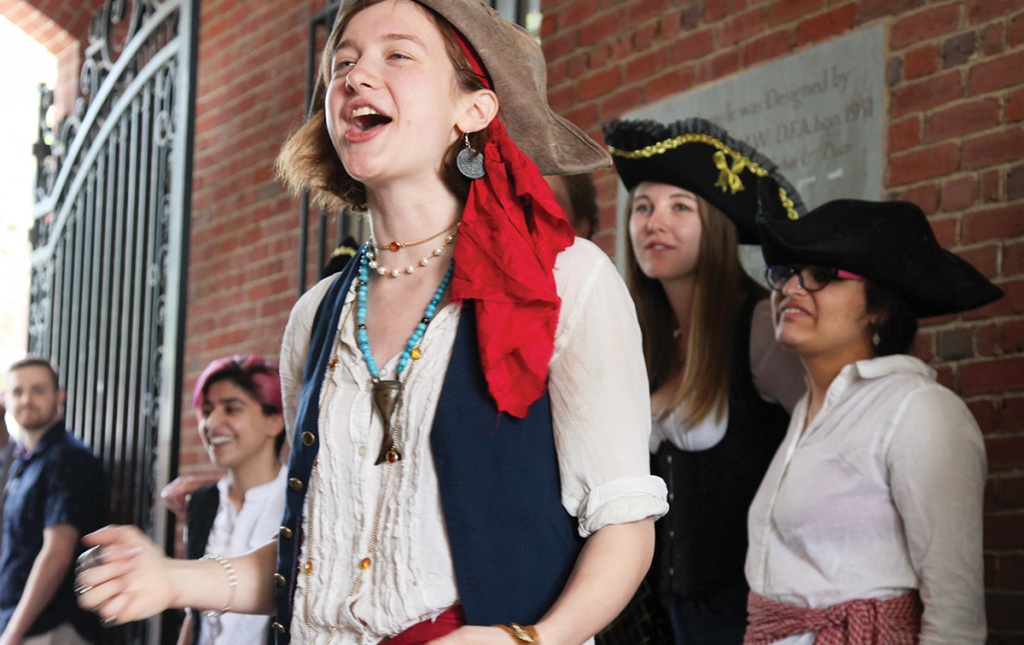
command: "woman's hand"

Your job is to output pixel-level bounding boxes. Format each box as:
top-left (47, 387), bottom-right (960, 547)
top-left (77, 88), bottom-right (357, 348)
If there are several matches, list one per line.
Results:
top-left (75, 524), bottom-right (177, 625)
top-left (160, 472), bottom-right (222, 519)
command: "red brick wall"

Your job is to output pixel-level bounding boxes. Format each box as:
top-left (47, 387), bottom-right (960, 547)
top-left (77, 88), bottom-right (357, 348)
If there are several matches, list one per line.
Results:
top-left (0, 0), bottom-right (88, 122)
top-left (542, 0), bottom-right (1024, 638)
top-left (179, 0), bottom-right (320, 495)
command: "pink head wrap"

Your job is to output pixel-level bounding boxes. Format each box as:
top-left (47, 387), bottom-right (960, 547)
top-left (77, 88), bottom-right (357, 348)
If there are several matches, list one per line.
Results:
top-left (192, 355), bottom-right (283, 415)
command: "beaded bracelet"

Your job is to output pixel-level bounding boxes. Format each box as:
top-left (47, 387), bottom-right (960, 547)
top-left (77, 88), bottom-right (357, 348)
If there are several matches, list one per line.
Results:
top-left (201, 554), bottom-right (238, 618)
top-left (494, 623), bottom-right (539, 644)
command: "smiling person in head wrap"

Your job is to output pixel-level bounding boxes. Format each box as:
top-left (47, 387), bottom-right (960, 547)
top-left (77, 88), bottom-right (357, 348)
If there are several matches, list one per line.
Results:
top-left (179, 356), bottom-right (286, 645)
top-left (76, 1), bottom-right (668, 644)
top-left (602, 118), bottom-right (807, 645)
top-left (744, 199), bottom-right (1000, 644)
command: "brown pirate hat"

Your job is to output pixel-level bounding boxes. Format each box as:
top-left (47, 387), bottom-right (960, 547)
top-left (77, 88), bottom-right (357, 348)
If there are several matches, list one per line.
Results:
top-left (333, 0), bottom-right (611, 175)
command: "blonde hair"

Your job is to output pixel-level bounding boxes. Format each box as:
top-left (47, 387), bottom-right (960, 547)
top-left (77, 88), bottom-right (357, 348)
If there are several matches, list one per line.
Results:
top-left (626, 193), bottom-right (765, 425)
top-left (274, 0), bottom-right (489, 210)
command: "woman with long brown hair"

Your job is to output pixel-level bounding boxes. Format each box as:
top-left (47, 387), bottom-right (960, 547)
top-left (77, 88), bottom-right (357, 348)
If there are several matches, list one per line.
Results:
top-left (603, 118), bottom-right (805, 645)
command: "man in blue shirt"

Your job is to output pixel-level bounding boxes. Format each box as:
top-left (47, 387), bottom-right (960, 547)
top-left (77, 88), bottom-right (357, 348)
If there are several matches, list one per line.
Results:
top-left (0, 357), bottom-right (104, 645)
top-left (0, 401), bottom-right (16, 552)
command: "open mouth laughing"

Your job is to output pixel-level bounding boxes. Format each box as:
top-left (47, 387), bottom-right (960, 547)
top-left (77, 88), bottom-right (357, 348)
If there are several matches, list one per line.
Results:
top-left (351, 106), bottom-right (392, 131)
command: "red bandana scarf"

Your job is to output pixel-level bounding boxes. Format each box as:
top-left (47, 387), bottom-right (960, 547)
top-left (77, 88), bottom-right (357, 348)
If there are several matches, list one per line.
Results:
top-left (448, 31), bottom-right (576, 418)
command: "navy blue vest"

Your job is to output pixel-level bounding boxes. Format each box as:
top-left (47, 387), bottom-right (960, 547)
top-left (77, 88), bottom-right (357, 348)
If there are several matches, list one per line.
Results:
top-left (185, 484), bottom-right (218, 645)
top-left (271, 249), bottom-right (583, 642)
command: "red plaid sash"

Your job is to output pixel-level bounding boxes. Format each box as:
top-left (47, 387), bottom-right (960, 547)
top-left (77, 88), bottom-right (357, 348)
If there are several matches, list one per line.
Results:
top-left (744, 590), bottom-right (921, 644)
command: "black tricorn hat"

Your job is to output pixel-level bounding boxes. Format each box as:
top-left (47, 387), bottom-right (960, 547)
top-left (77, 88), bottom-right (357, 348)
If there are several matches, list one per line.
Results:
top-left (602, 117), bottom-right (806, 244)
top-left (757, 199), bottom-right (1004, 318)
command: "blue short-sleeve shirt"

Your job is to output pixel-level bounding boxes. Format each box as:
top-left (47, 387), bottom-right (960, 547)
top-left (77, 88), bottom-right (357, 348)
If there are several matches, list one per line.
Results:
top-left (0, 422), bottom-right (105, 638)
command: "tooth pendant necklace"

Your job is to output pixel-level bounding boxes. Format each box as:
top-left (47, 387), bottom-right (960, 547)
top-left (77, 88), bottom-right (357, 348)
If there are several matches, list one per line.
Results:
top-left (302, 253), bottom-right (455, 644)
top-left (357, 251), bottom-right (454, 464)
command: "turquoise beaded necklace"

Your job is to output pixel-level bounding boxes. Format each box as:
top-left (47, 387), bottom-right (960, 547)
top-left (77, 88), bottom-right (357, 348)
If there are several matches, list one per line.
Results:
top-left (355, 250), bottom-right (454, 464)
top-left (356, 251), bottom-right (454, 379)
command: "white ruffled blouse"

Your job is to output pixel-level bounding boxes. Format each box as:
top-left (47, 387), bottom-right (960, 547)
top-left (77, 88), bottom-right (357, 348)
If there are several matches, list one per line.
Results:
top-left (279, 239), bottom-right (669, 645)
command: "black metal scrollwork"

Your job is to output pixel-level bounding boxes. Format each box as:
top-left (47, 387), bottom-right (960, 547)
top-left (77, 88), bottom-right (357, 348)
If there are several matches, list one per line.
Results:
top-left (26, 2), bottom-right (195, 639)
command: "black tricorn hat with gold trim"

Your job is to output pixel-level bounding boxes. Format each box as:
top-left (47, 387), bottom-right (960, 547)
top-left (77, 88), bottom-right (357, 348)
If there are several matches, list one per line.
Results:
top-left (757, 199), bottom-right (1004, 318)
top-left (602, 117), bottom-right (805, 244)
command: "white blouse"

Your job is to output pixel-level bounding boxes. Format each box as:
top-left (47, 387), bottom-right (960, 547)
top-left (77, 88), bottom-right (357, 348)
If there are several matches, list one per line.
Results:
top-left (279, 239), bottom-right (669, 645)
top-left (745, 355), bottom-right (987, 644)
top-left (193, 466), bottom-right (287, 645)
top-left (650, 298), bottom-right (805, 452)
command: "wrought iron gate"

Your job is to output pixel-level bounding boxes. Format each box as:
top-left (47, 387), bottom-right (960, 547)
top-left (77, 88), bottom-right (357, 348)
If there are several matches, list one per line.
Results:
top-left (29, 0), bottom-right (198, 641)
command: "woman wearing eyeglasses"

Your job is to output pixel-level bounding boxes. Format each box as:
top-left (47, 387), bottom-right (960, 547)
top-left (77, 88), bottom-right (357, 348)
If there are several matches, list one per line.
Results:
top-left (745, 199), bottom-right (1002, 644)
top-left (602, 118), bottom-right (807, 645)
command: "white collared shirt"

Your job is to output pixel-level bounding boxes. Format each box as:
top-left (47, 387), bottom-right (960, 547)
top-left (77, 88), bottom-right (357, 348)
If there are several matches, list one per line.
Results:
top-left (745, 355), bottom-right (987, 644)
top-left (195, 466), bottom-right (287, 645)
top-left (280, 239), bottom-right (669, 645)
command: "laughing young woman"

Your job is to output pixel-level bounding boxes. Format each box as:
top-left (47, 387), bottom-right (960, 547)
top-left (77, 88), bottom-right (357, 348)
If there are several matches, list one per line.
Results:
top-left (744, 199), bottom-right (1001, 644)
top-left (76, 1), bottom-right (668, 644)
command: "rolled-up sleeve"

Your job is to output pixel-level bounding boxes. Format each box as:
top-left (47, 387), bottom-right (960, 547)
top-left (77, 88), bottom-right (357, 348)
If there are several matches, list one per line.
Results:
top-left (548, 241), bottom-right (668, 538)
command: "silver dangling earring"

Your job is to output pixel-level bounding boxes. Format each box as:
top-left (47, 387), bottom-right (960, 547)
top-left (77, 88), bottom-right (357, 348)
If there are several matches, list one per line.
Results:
top-left (456, 134), bottom-right (485, 179)
top-left (872, 330), bottom-right (881, 347)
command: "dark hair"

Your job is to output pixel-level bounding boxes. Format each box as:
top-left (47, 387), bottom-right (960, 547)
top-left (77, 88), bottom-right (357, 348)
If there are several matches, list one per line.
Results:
top-left (7, 355), bottom-right (61, 390)
top-left (564, 174), bottom-right (598, 239)
top-left (275, 0), bottom-right (489, 211)
top-left (865, 281), bottom-right (918, 356)
top-left (194, 356), bottom-right (286, 456)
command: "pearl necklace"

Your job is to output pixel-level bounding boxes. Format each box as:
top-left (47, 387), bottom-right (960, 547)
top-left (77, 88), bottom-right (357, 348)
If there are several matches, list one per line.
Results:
top-left (367, 226), bottom-right (458, 278)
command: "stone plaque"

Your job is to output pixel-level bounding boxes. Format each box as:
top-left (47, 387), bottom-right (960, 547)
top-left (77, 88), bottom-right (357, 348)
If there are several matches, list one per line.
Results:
top-left (613, 24), bottom-right (886, 271)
